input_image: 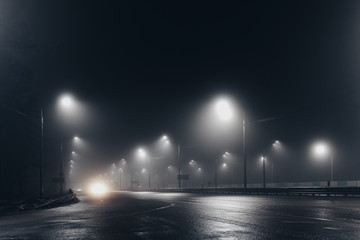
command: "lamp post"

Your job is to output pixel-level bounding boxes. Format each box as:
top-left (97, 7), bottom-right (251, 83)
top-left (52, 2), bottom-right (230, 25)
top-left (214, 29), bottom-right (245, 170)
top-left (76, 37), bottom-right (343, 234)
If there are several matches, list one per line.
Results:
top-left (312, 142), bottom-right (334, 184)
top-left (214, 98), bottom-right (246, 189)
top-left (197, 167), bottom-right (204, 187)
top-left (119, 159), bottom-right (126, 190)
top-left (214, 158), bottom-right (218, 189)
top-left (119, 168), bottom-right (122, 189)
top-left (177, 144), bottom-right (181, 189)
top-left (141, 168), bottom-right (147, 188)
top-left (271, 140), bottom-right (280, 184)
top-left (57, 94), bottom-right (77, 195)
top-left (215, 152), bottom-right (229, 189)
top-left (40, 108), bottom-right (44, 197)
top-left (161, 135), bottom-right (182, 189)
top-left (261, 155), bottom-right (266, 188)
top-left (59, 142), bottom-right (76, 195)
top-left (243, 112), bottom-right (247, 189)
top-left (221, 152), bottom-right (234, 186)
top-left (166, 165), bottom-right (172, 188)
top-left (68, 137), bottom-right (79, 185)
top-left (138, 148), bottom-right (150, 189)
top-left (58, 141), bottom-right (64, 195)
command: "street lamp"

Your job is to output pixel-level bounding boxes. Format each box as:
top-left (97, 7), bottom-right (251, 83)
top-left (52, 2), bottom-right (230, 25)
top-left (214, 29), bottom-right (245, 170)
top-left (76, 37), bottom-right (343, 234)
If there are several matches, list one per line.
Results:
top-left (215, 152), bottom-right (229, 189)
top-left (161, 135), bottom-right (182, 189)
top-left (57, 94), bottom-right (79, 195)
top-left (259, 140), bottom-right (281, 187)
top-left (119, 168), bottom-right (123, 189)
top-left (261, 155), bottom-right (266, 188)
top-left (138, 148), bottom-right (151, 189)
top-left (214, 98), bottom-right (246, 188)
top-left (38, 94), bottom-right (76, 197)
top-left (60, 94), bottom-right (74, 107)
top-left (138, 148), bottom-right (146, 158)
top-left (312, 141), bottom-right (334, 184)
top-left (270, 140), bottom-right (281, 184)
top-left (216, 99), bottom-right (233, 121)
top-left (40, 108), bottom-right (44, 197)
top-left (118, 159), bottom-right (126, 190)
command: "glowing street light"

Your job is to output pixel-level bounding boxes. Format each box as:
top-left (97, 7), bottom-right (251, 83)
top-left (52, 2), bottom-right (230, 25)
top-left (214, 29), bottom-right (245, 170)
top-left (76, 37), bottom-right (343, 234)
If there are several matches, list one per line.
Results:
top-left (118, 158), bottom-right (126, 189)
top-left (270, 140), bottom-right (281, 183)
top-left (259, 140), bottom-right (281, 186)
top-left (57, 94), bottom-right (79, 195)
top-left (38, 94), bottom-right (76, 197)
top-left (215, 152), bottom-right (229, 189)
top-left (214, 97), bottom-right (247, 188)
top-left (161, 135), bottom-right (182, 189)
top-left (138, 148), bottom-right (151, 189)
top-left (138, 148), bottom-right (146, 158)
top-left (73, 136), bottom-right (79, 142)
top-left (261, 155), bottom-right (266, 188)
top-left (59, 94), bottom-right (74, 107)
top-left (216, 99), bottom-right (233, 121)
top-left (312, 141), bottom-right (334, 183)
top-left (313, 143), bottom-right (328, 156)
top-left (159, 135), bottom-right (171, 145)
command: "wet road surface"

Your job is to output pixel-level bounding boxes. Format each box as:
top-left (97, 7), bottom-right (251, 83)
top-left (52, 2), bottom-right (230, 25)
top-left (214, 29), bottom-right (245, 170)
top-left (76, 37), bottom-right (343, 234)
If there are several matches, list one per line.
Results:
top-left (1, 191), bottom-right (360, 239)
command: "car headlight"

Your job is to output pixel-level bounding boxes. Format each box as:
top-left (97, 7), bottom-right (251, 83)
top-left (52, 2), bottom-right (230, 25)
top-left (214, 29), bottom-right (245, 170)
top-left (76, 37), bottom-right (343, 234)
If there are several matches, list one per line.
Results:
top-left (90, 183), bottom-right (107, 196)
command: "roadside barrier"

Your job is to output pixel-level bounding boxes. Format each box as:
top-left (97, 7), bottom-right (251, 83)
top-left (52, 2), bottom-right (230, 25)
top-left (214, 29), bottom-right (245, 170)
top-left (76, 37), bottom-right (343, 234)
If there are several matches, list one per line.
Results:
top-left (159, 187), bottom-right (360, 197)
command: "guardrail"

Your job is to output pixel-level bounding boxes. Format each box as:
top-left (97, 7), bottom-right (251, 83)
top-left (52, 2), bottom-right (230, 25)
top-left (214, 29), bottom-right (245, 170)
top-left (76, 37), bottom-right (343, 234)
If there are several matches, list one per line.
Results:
top-left (163, 181), bottom-right (360, 189)
top-left (159, 187), bottom-right (360, 197)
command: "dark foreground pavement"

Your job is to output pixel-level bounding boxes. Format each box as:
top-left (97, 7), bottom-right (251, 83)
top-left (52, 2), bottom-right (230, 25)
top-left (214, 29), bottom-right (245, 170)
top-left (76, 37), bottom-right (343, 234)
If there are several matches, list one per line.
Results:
top-left (1, 191), bottom-right (360, 239)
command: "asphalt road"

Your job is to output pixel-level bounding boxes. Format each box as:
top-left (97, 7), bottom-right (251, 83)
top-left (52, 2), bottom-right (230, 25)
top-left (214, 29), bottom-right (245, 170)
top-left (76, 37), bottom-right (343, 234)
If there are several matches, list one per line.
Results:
top-left (1, 191), bottom-right (360, 239)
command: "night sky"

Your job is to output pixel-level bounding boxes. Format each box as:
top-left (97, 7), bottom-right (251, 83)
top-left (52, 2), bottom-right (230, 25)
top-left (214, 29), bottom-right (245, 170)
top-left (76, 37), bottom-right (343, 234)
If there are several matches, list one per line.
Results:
top-left (1, 1), bottom-right (360, 196)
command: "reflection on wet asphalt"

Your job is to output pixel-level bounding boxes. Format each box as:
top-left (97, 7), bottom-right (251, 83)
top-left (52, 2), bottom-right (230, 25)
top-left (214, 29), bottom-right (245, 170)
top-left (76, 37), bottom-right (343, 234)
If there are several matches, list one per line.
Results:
top-left (1, 191), bottom-right (360, 239)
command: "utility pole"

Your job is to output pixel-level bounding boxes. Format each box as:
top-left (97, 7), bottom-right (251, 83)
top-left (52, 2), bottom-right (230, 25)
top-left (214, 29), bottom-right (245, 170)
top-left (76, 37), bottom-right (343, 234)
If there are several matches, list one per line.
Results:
top-left (59, 141), bottom-right (64, 195)
top-left (215, 158), bottom-right (218, 190)
top-left (331, 155), bottom-right (334, 182)
top-left (130, 174), bottom-right (133, 190)
top-left (40, 108), bottom-right (44, 197)
top-left (243, 112), bottom-right (247, 189)
top-left (148, 157), bottom-right (151, 189)
top-left (119, 169), bottom-right (122, 190)
top-left (271, 160), bottom-right (274, 184)
top-left (262, 155), bottom-right (266, 188)
top-left (178, 144), bottom-right (181, 188)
